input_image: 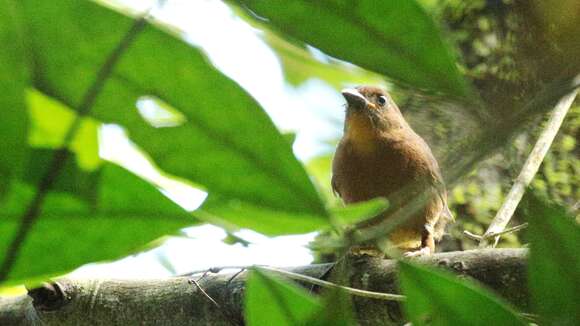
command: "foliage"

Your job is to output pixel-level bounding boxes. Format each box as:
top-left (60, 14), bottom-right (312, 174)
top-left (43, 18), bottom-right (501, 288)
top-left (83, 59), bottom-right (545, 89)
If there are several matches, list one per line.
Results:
top-left (0, 0), bottom-right (578, 324)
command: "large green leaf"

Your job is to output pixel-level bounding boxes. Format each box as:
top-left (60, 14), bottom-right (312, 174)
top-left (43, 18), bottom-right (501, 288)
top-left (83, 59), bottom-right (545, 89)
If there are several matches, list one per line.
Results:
top-left (527, 196), bottom-right (580, 325)
top-left (0, 0), bottom-right (28, 196)
top-left (21, 0), bottom-right (328, 231)
top-left (0, 162), bottom-right (194, 286)
top-left (245, 269), bottom-right (321, 326)
top-left (235, 0), bottom-right (470, 98)
top-left (399, 261), bottom-right (525, 326)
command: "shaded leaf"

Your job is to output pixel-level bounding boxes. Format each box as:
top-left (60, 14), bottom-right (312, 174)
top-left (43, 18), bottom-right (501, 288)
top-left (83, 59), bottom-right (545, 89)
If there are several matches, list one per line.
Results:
top-left (0, 163), bottom-right (194, 286)
top-left (23, 149), bottom-right (101, 206)
top-left (245, 269), bottom-right (321, 326)
top-left (526, 196), bottom-right (580, 325)
top-left (0, 0), bottom-right (28, 196)
top-left (236, 0), bottom-right (470, 98)
top-left (399, 260), bottom-right (525, 326)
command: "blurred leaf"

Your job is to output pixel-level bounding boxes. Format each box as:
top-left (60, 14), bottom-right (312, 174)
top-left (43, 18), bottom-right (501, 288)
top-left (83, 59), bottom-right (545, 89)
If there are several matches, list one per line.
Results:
top-left (399, 260), bottom-right (525, 326)
top-left (23, 149), bottom-right (101, 206)
top-left (263, 31), bottom-right (384, 89)
top-left (282, 132), bottom-right (297, 147)
top-left (229, 2), bottom-right (384, 89)
top-left (197, 194), bottom-right (329, 235)
top-left (526, 195), bottom-right (580, 325)
top-left (22, 0), bottom-right (328, 231)
top-left (330, 198), bottom-right (388, 225)
top-left (236, 0), bottom-right (470, 98)
top-left (245, 269), bottom-right (321, 326)
top-left (27, 89), bottom-right (101, 171)
top-left (0, 163), bottom-right (194, 286)
top-left (306, 153), bottom-right (340, 206)
top-left (306, 288), bottom-right (356, 326)
top-left (223, 232), bottom-right (250, 247)
top-left (0, 0), bottom-right (28, 196)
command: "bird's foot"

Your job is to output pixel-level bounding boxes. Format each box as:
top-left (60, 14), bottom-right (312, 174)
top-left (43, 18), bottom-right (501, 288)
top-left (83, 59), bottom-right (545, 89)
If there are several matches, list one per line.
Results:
top-left (403, 246), bottom-right (432, 258)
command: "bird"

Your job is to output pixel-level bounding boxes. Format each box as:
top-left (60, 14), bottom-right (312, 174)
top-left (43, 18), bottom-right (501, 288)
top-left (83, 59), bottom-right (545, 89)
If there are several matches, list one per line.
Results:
top-left (332, 86), bottom-right (453, 256)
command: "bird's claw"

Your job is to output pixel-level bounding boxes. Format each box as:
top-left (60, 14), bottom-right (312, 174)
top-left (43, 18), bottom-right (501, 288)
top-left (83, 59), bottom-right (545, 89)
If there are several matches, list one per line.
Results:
top-left (403, 247), bottom-right (432, 258)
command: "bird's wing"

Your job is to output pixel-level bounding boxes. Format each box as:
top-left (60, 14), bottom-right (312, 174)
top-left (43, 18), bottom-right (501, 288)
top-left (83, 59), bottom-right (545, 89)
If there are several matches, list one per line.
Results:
top-left (331, 175), bottom-right (341, 198)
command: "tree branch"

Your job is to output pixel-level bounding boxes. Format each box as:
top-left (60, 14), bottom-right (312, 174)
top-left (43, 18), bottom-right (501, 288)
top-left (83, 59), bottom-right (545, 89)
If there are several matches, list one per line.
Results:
top-left (0, 249), bottom-right (528, 326)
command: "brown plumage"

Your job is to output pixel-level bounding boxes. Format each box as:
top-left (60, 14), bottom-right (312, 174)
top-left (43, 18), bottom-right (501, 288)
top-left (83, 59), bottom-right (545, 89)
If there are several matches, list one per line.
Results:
top-left (332, 86), bottom-right (453, 256)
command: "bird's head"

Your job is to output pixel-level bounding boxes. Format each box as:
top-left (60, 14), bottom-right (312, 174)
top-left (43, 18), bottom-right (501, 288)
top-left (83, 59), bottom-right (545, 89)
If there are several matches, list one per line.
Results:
top-left (341, 86), bottom-right (408, 133)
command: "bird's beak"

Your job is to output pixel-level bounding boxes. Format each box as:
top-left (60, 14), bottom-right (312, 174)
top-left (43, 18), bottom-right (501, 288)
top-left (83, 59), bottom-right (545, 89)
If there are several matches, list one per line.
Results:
top-left (341, 88), bottom-right (368, 110)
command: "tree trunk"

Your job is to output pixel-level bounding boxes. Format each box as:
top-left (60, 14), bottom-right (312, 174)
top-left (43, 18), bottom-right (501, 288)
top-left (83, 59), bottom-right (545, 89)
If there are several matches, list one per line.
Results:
top-left (0, 248), bottom-right (528, 325)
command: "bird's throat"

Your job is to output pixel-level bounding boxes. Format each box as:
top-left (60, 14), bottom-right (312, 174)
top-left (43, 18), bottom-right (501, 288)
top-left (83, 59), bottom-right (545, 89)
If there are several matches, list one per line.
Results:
top-left (345, 113), bottom-right (378, 154)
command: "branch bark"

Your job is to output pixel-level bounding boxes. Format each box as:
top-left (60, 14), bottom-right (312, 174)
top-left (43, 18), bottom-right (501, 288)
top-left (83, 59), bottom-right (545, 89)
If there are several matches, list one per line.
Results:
top-left (0, 248), bottom-right (528, 326)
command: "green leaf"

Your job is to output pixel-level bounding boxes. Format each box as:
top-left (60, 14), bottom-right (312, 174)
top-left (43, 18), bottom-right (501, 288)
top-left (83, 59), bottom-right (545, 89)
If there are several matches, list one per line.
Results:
top-left (23, 149), bottom-right (101, 205)
top-left (0, 0), bottom-right (28, 196)
top-left (306, 288), bottom-right (356, 326)
top-left (236, 0), bottom-right (470, 98)
top-left (26, 89), bottom-right (101, 171)
top-left (229, 2), bottom-right (384, 90)
top-left (245, 269), bottom-right (322, 326)
top-left (526, 196), bottom-right (580, 325)
top-left (22, 0), bottom-right (328, 231)
top-left (196, 194), bottom-right (328, 235)
top-left (330, 198), bottom-right (388, 225)
top-left (399, 260), bottom-right (525, 326)
top-left (0, 163), bottom-right (194, 286)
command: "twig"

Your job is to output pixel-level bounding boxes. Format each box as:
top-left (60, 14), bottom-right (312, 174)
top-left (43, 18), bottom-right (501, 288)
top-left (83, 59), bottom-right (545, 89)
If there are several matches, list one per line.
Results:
top-left (188, 279), bottom-right (222, 309)
top-left (188, 279), bottom-right (241, 326)
top-left (257, 266), bottom-right (406, 302)
top-left (463, 223), bottom-right (529, 241)
top-left (479, 75), bottom-right (580, 248)
top-left (0, 17), bottom-right (148, 282)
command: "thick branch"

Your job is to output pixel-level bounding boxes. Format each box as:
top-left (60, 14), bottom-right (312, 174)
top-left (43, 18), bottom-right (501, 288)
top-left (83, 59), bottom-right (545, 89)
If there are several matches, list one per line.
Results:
top-left (0, 249), bottom-right (527, 326)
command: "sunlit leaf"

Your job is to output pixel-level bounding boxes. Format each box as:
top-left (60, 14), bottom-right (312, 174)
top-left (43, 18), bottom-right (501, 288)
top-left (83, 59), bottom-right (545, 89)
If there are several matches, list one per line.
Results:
top-left (235, 0), bottom-right (470, 98)
top-left (21, 0), bottom-right (328, 232)
top-left (27, 89), bottom-right (101, 171)
top-left (0, 163), bottom-right (194, 286)
top-left (399, 260), bottom-right (525, 326)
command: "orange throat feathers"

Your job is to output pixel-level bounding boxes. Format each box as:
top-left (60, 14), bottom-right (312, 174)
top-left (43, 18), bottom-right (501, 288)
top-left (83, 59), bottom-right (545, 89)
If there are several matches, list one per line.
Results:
top-left (345, 113), bottom-right (378, 154)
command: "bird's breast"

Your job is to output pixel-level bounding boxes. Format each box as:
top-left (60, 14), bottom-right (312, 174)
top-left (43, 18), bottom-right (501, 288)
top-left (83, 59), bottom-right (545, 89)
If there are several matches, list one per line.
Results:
top-left (333, 140), bottom-right (412, 203)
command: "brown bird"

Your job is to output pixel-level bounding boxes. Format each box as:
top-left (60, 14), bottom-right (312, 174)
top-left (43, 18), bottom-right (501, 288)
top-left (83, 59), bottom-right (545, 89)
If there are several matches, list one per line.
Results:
top-left (332, 86), bottom-right (453, 256)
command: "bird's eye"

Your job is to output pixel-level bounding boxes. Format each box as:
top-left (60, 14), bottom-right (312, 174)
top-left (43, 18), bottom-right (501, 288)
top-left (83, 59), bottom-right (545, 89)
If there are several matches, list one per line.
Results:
top-left (377, 96), bottom-right (387, 106)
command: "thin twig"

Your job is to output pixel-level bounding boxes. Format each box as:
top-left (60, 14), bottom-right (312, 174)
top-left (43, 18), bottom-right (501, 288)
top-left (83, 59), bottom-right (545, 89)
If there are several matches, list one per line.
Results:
top-left (479, 75), bottom-right (580, 248)
top-left (189, 279), bottom-right (222, 309)
top-left (0, 17), bottom-right (148, 282)
top-left (188, 279), bottom-right (241, 326)
top-left (257, 266), bottom-right (406, 302)
top-left (463, 223), bottom-right (529, 241)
